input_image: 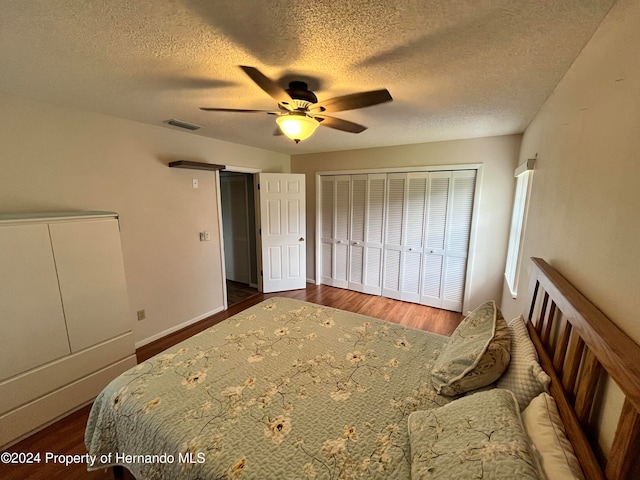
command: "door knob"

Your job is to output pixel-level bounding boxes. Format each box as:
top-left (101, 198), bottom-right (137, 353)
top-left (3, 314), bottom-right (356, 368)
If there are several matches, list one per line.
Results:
top-left (299, 237), bottom-right (305, 241)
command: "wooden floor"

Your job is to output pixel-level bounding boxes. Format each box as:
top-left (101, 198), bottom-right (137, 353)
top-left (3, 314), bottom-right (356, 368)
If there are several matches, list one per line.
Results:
top-left (1, 284), bottom-right (462, 480)
top-left (226, 279), bottom-right (259, 306)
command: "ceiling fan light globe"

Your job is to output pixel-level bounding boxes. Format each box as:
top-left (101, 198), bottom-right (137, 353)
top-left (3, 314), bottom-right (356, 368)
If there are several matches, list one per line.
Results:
top-left (276, 115), bottom-right (319, 142)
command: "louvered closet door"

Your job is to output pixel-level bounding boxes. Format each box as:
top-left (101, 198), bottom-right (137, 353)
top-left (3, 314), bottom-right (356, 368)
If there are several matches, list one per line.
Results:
top-left (332, 176), bottom-right (351, 288)
top-left (382, 173), bottom-right (406, 300)
top-left (401, 173), bottom-right (428, 303)
top-left (320, 170), bottom-right (475, 313)
top-left (420, 172), bottom-right (451, 308)
top-left (441, 170), bottom-right (476, 311)
top-left (362, 174), bottom-right (386, 295)
top-left (348, 175), bottom-right (367, 292)
top-left (320, 177), bottom-right (335, 285)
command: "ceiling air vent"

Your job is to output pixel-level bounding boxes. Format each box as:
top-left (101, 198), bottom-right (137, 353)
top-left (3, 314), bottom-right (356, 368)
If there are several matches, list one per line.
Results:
top-left (166, 119), bottom-right (202, 131)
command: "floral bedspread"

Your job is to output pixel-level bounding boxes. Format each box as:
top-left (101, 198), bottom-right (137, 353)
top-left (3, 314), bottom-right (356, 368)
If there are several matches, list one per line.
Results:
top-left (85, 297), bottom-right (451, 479)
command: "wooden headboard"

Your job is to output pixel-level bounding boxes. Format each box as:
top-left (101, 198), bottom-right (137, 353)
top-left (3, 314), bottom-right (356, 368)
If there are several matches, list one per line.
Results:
top-left (525, 258), bottom-right (640, 480)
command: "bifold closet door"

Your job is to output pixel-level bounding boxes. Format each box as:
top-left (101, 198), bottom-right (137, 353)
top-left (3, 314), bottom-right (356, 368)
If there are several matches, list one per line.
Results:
top-left (420, 170), bottom-right (476, 311)
top-left (321, 174), bottom-right (386, 294)
top-left (382, 172), bottom-right (430, 304)
top-left (400, 173), bottom-right (429, 303)
top-left (382, 173), bottom-right (406, 300)
top-left (321, 170), bottom-right (475, 313)
top-left (362, 174), bottom-right (386, 295)
top-left (320, 177), bottom-right (334, 285)
top-left (440, 170), bottom-right (476, 311)
top-left (420, 172), bottom-right (450, 308)
top-left (320, 175), bottom-right (350, 288)
top-left (333, 176), bottom-right (351, 288)
top-left (347, 175), bottom-right (367, 292)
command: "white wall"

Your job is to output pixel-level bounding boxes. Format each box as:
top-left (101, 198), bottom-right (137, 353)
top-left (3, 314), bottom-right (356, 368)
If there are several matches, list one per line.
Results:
top-left (500, 0), bottom-right (640, 458)
top-left (0, 93), bottom-right (290, 346)
top-left (291, 134), bottom-right (521, 311)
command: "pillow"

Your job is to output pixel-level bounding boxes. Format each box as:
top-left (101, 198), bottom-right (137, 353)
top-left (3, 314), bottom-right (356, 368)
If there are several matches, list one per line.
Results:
top-left (522, 393), bottom-right (585, 480)
top-left (431, 300), bottom-right (511, 395)
top-left (408, 389), bottom-right (542, 480)
top-left (497, 316), bottom-right (551, 410)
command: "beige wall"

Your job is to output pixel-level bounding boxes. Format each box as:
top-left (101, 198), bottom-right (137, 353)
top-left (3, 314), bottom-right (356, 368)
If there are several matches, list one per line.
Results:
top-left (291, 134), bottom-right (522, 312)
top-left (500, 0), bottom-right (640, 457)
top-left (0, 93), bottom-right (290, 346)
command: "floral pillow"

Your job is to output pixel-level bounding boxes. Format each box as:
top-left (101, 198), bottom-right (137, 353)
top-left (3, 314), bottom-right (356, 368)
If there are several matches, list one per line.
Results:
top-left (431, 300), bottom-right (511, 395)
top-left (408, 389), bottom-right (542, 479)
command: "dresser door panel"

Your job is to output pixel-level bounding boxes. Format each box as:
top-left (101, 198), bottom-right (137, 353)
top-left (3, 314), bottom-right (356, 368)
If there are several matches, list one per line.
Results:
top-left (0, 224), bottom-right (71, 380)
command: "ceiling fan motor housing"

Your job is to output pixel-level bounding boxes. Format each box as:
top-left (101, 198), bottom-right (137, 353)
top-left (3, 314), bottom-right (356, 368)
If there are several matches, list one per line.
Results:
top-left (285, 81), bottom-right (318, 106)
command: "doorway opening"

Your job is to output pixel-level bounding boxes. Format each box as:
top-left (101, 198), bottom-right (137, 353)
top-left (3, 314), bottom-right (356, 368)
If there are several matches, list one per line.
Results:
top-left (219, 170), bottom-right (259, 306)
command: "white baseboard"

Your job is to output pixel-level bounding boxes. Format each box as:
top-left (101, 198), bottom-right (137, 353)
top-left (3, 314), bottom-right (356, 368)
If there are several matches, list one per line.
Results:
top-left (306, 278), bottom-right (316, 284)
top-left (135, 306), bottom-right (225, 349)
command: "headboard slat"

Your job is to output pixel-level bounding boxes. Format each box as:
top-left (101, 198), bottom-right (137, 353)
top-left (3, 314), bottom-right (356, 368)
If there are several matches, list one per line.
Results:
top-left (553, 321), bottom-right (572, 372)
top-left (604, 398), bottom-right (640, 480)
top-left (563, 334), bottom-right (585, 395)
top-left (529, 258), bottom-right (640, 412)
top-left (536, 290), bottom-right (549, 334)
top-left (542, 301), bottom-right (556, 344)
top-left (574, 349), bottom-right (602, 425)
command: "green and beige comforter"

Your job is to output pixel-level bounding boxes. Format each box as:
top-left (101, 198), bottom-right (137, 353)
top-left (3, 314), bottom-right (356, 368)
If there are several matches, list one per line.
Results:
top-left (85, 297), bottom-right (540, 479)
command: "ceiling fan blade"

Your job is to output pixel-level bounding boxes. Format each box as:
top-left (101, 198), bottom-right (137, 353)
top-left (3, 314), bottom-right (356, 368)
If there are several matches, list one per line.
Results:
top-left (239, 66), bottom-right (293, 107)
top-left (310, 89), bottom-right (392, 113)
top-left (314, 115), bottom-right (367, 133)
top-left (200, 107), bottom-right (279, 114)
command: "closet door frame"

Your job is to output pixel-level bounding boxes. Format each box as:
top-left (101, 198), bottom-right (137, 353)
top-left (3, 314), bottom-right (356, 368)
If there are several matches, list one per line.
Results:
top-left (315, 164), bottom-right (482, 313)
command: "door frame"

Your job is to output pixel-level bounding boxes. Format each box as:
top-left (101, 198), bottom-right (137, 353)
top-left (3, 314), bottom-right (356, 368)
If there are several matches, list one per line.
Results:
top-left (315, 163), bottom-right (483, 314)
top-left (216, 165), bottom-right (261, 311)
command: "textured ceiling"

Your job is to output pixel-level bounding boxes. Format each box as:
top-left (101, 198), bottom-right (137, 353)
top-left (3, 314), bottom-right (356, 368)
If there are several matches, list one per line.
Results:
top-left (0, 0), bottom-right (616, 155)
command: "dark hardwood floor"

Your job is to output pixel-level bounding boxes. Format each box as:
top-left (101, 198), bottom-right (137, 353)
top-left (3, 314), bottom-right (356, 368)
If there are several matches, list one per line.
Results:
top-left (226, 279), bottom-right (259, 306)
top-left (1, 284), bottom-right (462, 480)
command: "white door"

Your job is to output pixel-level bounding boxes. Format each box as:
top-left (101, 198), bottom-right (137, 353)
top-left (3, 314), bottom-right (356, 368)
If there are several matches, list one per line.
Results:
top-left (319, 176), bottom-right (335, 286)
top-left (382, 173), bottom-right (406, 300)
top-left (332, 176), bottom-right (351, 288)
top-left (441, 170), bottom-right (476, 311)
top-left (348, 175), bottom-right (367, 292)
top-left (258, 173), bottom-right (306, 293)
top-left (420, 172), bottom-right (451, 308)
top-left (419, 170), bottom-right (476, 311)
top-left (362, 174), bottom-right (386, 295)
top-left (401, 173), bottom-right (428, 303)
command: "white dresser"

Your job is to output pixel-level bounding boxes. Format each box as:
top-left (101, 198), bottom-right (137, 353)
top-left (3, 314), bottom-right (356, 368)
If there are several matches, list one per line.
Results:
top-left (0, 212), bottom-right (136, 448)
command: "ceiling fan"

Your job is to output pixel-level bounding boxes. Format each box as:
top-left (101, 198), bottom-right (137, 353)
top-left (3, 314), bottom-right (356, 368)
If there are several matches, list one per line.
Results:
top-left (200, 66), bottom-right (393, 143)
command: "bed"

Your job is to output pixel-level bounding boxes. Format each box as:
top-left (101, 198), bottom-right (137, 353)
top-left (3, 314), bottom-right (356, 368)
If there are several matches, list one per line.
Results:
top-left (85, 258), bottom-right (640, 479)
